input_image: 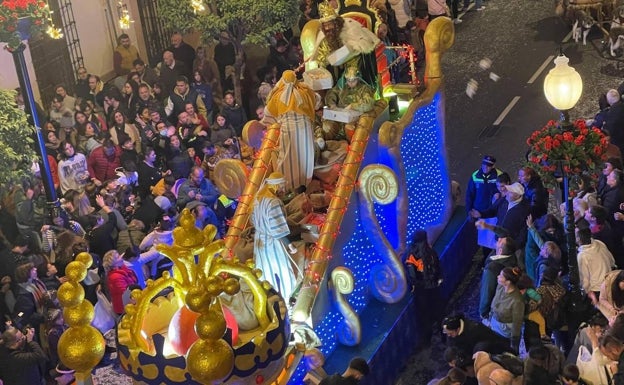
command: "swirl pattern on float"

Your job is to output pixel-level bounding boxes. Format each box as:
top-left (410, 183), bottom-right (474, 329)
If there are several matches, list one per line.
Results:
top-left (330, 267), bottom-right (360, 346)
top-left (357, 164), bottom-right (407, 303)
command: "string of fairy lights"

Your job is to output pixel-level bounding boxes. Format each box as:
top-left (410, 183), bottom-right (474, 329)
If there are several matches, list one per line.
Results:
top-left (289, 93), bottom-right (448, 384)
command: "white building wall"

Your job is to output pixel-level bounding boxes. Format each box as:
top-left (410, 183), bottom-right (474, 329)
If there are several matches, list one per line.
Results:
top-left (0, 0), bottom-right (147, 101)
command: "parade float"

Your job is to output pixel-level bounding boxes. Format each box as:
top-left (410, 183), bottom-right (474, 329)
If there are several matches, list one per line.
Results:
top-left (56, 3), bottom-right (467, 384)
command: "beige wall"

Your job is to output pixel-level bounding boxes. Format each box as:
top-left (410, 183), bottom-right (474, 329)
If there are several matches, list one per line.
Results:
top-left (0, 0), bottom-right (148, 99)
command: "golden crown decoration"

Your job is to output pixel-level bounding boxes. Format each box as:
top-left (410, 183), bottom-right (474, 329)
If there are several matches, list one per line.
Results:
top-left (318, 0), bottom-right (338, 22)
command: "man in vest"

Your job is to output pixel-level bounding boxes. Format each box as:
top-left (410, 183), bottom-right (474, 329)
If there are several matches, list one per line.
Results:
top-left (165, 75), bottom-right (207, 125)
top-left (113, 33), bottom-right (141, 90)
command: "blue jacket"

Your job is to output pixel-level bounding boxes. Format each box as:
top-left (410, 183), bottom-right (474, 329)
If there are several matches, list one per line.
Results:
top-left (176, 178), bottom-right (220, 209)
top-left (466, 167), bottom-right (501, 212)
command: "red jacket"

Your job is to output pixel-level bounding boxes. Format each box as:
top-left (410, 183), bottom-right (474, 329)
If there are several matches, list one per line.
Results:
top-left (88, 146), bottom-right (122, 182)
top-left (106, 265), bottom-right (137, 314)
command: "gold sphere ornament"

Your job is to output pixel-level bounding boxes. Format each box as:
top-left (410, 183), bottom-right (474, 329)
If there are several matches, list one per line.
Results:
top-left (74, 252), bottom-right (93, 269)
top-left (63, 300), bottom-right (94, 326)
top-left (186, 339), bottom-right (234, 383)
top-left (57, 281), bottom-right (85, 308)
top-left (58, 325), bottom-right (105, 372)
top-left (195, 311), bottom-right (226, 340)
top-left (64, 261), bottom-right (88, 282)
top-left (223, 278), bottom-right (240, 295)
top-left (204, 275), bottom-right (224, 296)
top-left (186, 286), bottom-right (211, 313)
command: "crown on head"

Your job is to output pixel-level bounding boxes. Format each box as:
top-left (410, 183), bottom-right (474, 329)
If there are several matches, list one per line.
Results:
top-left (319, 0), bottom-right (338, 23)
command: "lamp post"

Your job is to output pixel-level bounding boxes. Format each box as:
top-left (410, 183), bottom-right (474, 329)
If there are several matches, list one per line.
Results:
top-left (11, 42), bottom-right (60, 220)
top-left (543, 54), bottom-right (587, 332)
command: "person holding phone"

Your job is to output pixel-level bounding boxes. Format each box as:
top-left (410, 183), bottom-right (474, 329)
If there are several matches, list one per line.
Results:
top-left (0, 325), bottom-right (47, 385)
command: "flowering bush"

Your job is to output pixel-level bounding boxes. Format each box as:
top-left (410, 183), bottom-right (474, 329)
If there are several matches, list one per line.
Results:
top-left (526, 119), bottom-right (608, 187)
top-left (0, 0), bottom-right (55, 50)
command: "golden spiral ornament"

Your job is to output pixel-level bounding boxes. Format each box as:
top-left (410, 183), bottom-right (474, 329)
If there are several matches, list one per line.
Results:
top-left (213, 158), bottom-right (249, 199)
top-left (330, 267), bottom-right (354, 294)
top-left (358, 164), bottom-right (398, 204)
top-left (329, 267), bottom-right (360, 346)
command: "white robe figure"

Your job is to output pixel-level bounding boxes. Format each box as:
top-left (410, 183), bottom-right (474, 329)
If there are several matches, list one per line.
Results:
top-left (251, 174), bottom-right (299, 300)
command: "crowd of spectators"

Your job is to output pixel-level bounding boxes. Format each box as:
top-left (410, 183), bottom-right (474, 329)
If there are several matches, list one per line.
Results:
top-left (0, 2), bottom-right (448, 383)
top-left (417, 86), bottom-right (624, 384)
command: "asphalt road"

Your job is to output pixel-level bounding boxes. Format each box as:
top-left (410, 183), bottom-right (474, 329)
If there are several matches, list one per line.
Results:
top-left (440, 0), bottom-right (624, 190)
top-left (394, 1), bottom-right (624, 383)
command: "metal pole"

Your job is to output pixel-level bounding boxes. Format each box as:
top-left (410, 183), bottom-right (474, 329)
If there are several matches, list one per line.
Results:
top-left (11, 43), bottom-right (60, 219)
top-left (562, 171), bottom-right (580, 293)
top-left (560, 116), bottom-right (587, 348)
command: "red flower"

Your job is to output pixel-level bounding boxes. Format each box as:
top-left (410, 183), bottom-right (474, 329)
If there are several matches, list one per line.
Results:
top-left (553, 139), bottom-right (561, 148)
top-left (574, 135), bottom-right (585, 146)
top-left (1, 1), bottom-right (17, 10)
top-left (563, 132), bottom-right (574, 142)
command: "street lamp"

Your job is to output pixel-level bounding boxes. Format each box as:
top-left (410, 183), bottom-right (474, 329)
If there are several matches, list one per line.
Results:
top-left (543, 55), bottom-right (583, 127)
top-left (543, 54), bottom-right (586, 331)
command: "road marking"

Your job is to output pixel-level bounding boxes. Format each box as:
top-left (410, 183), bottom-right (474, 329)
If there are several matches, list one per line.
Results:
top-left (493, 96), bottom-right (521, 125)
top-left (528, 55), bottom-right (555, 84)
top-left (562, 29), bottom-right (573, 43)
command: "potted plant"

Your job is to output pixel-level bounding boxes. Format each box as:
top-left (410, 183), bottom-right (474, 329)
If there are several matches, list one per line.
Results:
top-left (526, 119), bottom-right (608, 188)
top-left (0, 0), bottom-right (61, 50)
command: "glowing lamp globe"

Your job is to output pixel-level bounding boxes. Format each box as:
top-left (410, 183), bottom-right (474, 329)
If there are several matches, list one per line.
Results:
top-left (543, 55), bottom-right (583, 111)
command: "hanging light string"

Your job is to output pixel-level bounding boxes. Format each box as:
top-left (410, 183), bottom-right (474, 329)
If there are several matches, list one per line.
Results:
top-left (117, 1), bottom-right (133, 30)
top-left (292, 100), bottom-right (387, 321)
top-left (190, 0), bottom-right (206, 13)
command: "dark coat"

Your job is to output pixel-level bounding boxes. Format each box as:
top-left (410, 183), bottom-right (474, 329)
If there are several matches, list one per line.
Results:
top-left (605, 101), bottom-right (624, 155)
top-left (523, 176), bottom-right (549, 219)
top-left (319, 374), bottom-right (359, 385)
top-left (447, 318), bottom-right (511, 356)
top-left (221, 104), bottom-right (248, 137)
top-left (481, 198), bottom-right (531, 247)
top-left (137, 162), bottom-right (162, 199)
top-left (168, 43), bottom-right (195, 79)
top-left (0, 341), bottom-right (47, 385)
top-left (159, 60), bottom-right (189, 98)
top-left (88, 212), bottom-right (117, 258)
top-left (166, 149), bottom-right (194, 180)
